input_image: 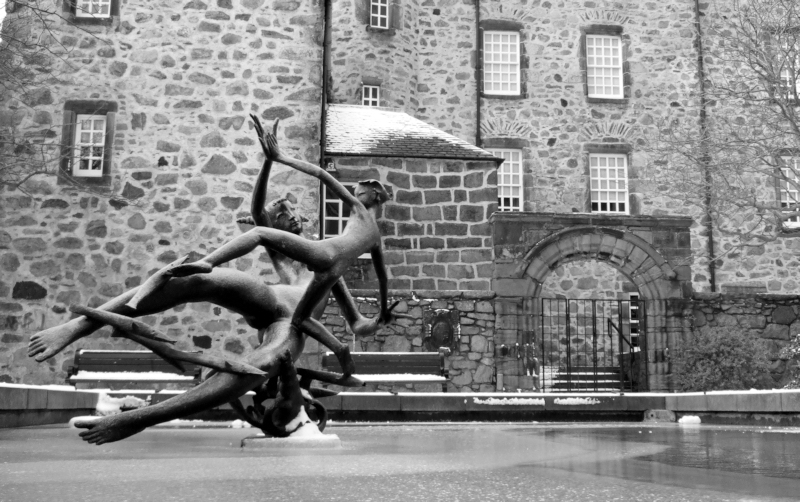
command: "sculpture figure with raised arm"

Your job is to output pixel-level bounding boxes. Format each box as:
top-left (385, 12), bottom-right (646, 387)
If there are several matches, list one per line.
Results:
top-left (27, 117), bottom-right (392, 444)
top-left (144, 116), bottom-right (394, 377)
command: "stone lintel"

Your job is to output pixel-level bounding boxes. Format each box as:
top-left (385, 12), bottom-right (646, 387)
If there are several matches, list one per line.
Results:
top-left (490, 212), bottom-right (694, 230)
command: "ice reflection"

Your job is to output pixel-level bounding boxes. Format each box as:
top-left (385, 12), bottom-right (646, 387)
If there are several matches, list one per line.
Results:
top-left (527, 425), bottom-right (800, 499)
top-left (553, 426), bottom-right (800, 478)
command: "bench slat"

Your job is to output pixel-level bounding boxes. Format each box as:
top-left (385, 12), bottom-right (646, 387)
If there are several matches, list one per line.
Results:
top-left (77, 351), bottom-right (163, 358)
top-left (78, 364), bottom-right (196, 374)
top-left (68, 350), bottom-right (201, 389)
top-left (320, 351), bottom-right (449, 392)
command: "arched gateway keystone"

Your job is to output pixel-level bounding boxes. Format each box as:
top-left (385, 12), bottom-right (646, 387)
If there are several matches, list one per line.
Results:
top-left (491, 213), bottom-right (694, 392)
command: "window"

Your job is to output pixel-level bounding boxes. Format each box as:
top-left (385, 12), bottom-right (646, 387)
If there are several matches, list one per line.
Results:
top-left (75, 0), bottom-right (112, 18)
top-left (490, 149), bottom-right (523, 211)
top-left (590, 153), bottom-right (628, 213)
top-left (73, 115), bottom-right (106, 177)
top-left (59, 100), bottom-right (117, 186)
top-left (483, 31), bottom-right (520, 96)
top-left (628, 294), bottom-right (640, 348)
top-left (362, 85), bottom-right (380, 107)
top-left (586, 35), bottom-right (623, 99)
top-left (780, 157), bottom-right (800, 228)
top-left (322, 182), bottom-right (356, 239)
top-left (370, 0), bottom-right (389, 29)
top-left (779, 49), bottom-right (799, 100)
top-left (64, 0), bottom-right (118, 23)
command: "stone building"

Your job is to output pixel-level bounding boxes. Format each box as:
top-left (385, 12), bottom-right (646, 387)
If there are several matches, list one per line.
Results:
top-left (1, 0), bottom-right (799, 392)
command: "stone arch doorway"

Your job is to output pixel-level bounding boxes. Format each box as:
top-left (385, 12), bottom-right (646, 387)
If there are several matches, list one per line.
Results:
top-left (538, 259), bottom-right (644, 391)
top-left (491, 214), bottom-right (694, 391)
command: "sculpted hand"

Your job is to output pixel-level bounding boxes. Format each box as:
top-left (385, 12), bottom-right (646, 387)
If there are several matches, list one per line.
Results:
top-left (377, 301), bottom-right (411, 327)
top-left (250, 114), bottom-right (281, 161)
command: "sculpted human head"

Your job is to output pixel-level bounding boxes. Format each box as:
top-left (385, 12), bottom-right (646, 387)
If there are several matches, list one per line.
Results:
top-left (266, 198), bottom-right (303, 234)
top-left (355, 180), bottom-right (392, 208)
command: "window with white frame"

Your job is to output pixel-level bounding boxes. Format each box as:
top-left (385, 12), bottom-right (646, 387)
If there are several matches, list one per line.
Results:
top-left (483, 31), bottom-right (520, 96)
top-left (590, 153), bottom-right (628, 213)
top-left (780, 157), bottom-right (800, 227)
top-left (362, 85), bottom-right (380, 107)
top-left (75, 0), bottom-right (112, 18)
top-left (322, 182), bottom-right (357, 238)
top-left (586, 35), bottom-right (623, 99)
top-left (72, 114), bottom-right (106, 178)
top-left (490, 149), bottom-right (523, 211)
top-left (779, 50), bottom-right (799, 99)
top-left (370, 0), bottom-right (389, 29)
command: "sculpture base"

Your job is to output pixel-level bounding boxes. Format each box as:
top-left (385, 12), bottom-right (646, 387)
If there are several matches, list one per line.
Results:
top-left (240, 433), bottom-right (342, 449)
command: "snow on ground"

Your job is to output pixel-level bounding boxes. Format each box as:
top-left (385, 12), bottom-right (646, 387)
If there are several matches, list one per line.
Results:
top-left (95, 393), bottom-right (148, 415)
top-left (230, 419), bottom-right (252, 429)
top-left (473, 397), bottom-right (545, 406)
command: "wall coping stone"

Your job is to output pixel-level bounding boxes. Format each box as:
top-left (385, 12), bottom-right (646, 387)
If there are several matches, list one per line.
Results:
top-left (693, 292), bottom-right (800, 301)
top-left (350, 289), bottom-right (496, 300)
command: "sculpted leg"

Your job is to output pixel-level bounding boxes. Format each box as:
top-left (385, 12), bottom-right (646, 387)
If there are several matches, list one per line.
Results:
top-left (76, 371), bottom-right (265, 445)
top-left (75, 320), bottom-right (300, 445)
top-left (292, 273), bottom-right (356, 376)
top-left (28, 288), bottom-right (138, 362)
top-left (28, 270), bottom-right (276, 362)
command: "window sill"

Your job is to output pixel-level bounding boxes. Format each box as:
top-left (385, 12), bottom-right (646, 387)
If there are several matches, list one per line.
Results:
top-left (481, 93), bottom-right (526, 100)
top-left (587, 97), bottom-right (628, 105)
top-left (69, 15), bottom-right (116, 26)
top-left (366, 26), bottom-right (396, 36)
top-left (781, 225), bottom-right (800, 235)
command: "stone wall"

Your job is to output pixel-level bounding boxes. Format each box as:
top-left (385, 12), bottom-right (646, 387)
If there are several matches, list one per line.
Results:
top-left (330, 0), bottom-right (421, 112)
top-left (688, 294), bottom-right (800, 387)
top-left (307, 289), bottom-right (496, 393)
top-left (540, 259), bottom-right (635, 300)
top-left (696, 0), bottom-right (800, 295)
top-left (332, 156), bottom-right (497, 291)
top-left (0, 0), bottom-right (325, 384)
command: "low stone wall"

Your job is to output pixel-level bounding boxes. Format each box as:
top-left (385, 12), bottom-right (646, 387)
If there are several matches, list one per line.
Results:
top-left (311, 289), bottom-right (496, 393)
top-left (688, 294), bottom-right (800, 386)
top-left (0, 384), bottom-right (98, 428)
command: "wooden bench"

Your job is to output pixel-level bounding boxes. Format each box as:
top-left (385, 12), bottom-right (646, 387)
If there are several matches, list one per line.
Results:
top-left (67, 350), bottom-right (201, 390)
top-left (321, 349), bottom-right (451, 392)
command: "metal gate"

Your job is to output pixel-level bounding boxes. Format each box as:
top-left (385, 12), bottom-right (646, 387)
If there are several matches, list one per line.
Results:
top-left (538, 298), bottom-right (647, 392)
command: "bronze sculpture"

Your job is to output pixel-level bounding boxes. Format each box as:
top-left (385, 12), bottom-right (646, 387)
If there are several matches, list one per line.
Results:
top-left (136, 118), bottom-right (394, 377)
top-left (28, 118), bottom-right (396, 443)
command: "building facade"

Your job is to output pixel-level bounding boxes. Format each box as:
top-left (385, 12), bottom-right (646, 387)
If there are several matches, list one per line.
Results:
top-left (1, 0), bottom-right (798, 391)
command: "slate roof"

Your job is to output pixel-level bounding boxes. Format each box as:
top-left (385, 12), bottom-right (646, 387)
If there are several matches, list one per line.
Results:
top-left (325, 104), bottom-right (501, 162)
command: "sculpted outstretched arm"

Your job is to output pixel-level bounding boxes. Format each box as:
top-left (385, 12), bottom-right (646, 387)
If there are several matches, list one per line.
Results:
top-left (250, 115), bottom-right (277, 228)
top-left (261, 129), bottom-right (359, 208)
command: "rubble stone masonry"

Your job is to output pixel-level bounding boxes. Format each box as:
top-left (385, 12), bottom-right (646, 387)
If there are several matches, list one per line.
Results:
top-left (0, 0), bottom-right (325, 383)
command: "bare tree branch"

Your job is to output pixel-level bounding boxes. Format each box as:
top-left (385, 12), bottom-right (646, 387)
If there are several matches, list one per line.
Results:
top-left (642, 0), bottom-right (800, 256)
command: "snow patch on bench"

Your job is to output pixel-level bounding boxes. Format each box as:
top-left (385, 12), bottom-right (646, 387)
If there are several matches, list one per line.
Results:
top-left (70, 371), bottom-right (196, 381)
top-left (553, 397), bottom-right (601, 406)
top-left (473, 397), bottom-right (545, 406)
top-left (356, 374), bottom-right (446, 383)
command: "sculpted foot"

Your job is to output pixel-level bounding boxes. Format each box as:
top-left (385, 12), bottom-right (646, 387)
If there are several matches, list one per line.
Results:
top-left (75, 415), bottom-right (145, 445)
top-left (28, 322), bottom-right (86, 362)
